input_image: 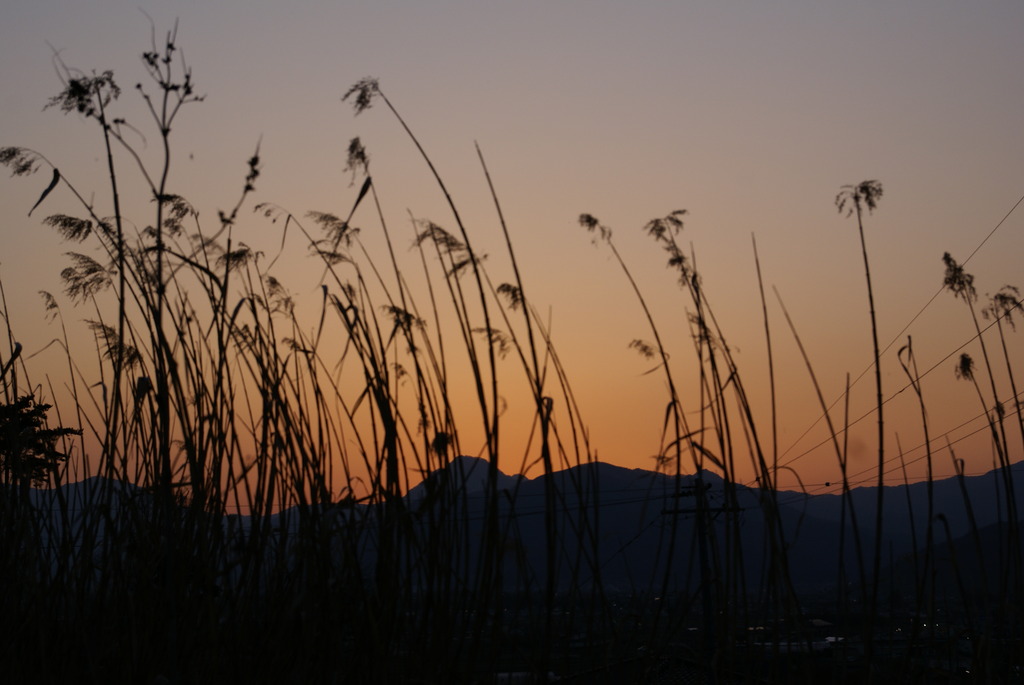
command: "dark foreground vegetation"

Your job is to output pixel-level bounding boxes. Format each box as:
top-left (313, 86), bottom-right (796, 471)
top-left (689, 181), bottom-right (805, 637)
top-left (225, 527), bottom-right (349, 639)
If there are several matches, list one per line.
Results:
top-left (1, 27), bottom-right (1022, 683)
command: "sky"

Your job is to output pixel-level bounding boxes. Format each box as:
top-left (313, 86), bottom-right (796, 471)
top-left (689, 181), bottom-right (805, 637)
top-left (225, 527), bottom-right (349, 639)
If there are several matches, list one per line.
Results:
top-left (2, 0), bottom-right (1023, 496)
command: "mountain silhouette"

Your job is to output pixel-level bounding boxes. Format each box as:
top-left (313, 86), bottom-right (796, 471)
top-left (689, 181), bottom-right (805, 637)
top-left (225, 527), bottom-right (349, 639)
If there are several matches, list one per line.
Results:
top-left (397, 457), bottom-right (1024, 596)
top-left (13, 458), bottom-right (1023, 599)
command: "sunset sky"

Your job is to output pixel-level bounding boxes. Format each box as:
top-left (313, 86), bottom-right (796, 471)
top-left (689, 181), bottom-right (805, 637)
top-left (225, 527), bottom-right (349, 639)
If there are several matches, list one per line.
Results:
top-left (2, 1), bottom-right (1023, 495)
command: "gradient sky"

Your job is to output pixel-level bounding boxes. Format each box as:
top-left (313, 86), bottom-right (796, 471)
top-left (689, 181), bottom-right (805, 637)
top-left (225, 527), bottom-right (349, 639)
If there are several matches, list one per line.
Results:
top-left (2, 1), bottom-right (1023, 495)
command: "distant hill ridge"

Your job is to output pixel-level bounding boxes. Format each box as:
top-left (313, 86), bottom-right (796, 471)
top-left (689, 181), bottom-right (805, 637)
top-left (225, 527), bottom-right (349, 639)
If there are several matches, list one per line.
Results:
top-left (15, 458), bottom-right (1024, 595)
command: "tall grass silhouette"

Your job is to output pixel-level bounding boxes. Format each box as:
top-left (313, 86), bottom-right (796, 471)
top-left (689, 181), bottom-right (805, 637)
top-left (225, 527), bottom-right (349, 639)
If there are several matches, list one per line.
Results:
top-left (1, 29), bottom-right (1022, 684)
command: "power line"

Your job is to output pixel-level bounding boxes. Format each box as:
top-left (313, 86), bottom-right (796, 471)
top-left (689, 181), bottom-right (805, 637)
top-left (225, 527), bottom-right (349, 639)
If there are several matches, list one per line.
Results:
top-left (774, 189), bottom-right (1024, 462)
top-left (772, 189), bottom-right (1024, 473)
top-left (768, 311), bottom-right (1020, 479)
